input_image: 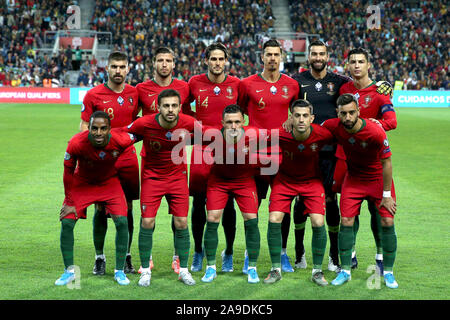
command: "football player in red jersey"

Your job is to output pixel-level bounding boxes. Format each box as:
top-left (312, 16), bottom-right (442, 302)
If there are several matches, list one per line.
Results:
top-left (125, 89), bottom-right (197, 286)
top-left (135, 47), bottom-right (190, 274)
top-left (136, 47), bottom-right (190, 116)
top-left (238, 39), bottom-right (299, 273)
top-left (264, 100), bottom-right (333, 286)
top-left (336, 48), bottom-right (397, 274)
top-left (201, 104), bottom-right (268, 284)
top-left (56, 111), bottom-right (139, 287)
top-left (185, 42), bottom-right (240, 273)
top-left (80, 51), bottom-right (139, 275)
top-left (323, 94), bottom-right (398, 289)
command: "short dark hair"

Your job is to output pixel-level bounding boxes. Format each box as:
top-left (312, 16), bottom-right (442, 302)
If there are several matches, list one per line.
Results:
top-left (290, 99), bottom-right (314, 114)
top-left (308, 39), bottom-right (328, 52)
top-left (337, 93), bottom-right (359, 108)
top-left (222, 104), bottom-right (244, 118)
top-left (205, 42), bottom-right (228, 59)
top-left (153, 47), bottom-right (175, 61)
top-left (89, 111), bottom-right (111, 127)
top-left (108, 51), bottom-right (128, 64)
top-left (347, 47), bottom-right (370, 62)
top-left (158, 88), bottom-right (181, 106)
top-left (262, 39), bottom-right (283, 54)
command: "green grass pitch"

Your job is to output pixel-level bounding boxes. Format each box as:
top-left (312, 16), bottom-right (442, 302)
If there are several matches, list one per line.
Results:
top-left (0, 103), bottom-right (448, 300)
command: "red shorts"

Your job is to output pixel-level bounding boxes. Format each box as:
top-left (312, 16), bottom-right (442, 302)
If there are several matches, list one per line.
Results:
top-left (140, 173), bottom-right (189, 218)
top-left (340, 174), bottom-right (396, 218)
top-left (115, 145), bottom-right (140, 201)
top-left (332, 158), bottom-right (347, 193)
top-left (63, 177), bottom-right (128, 220)
top-left (189, 144), bottom-right (213, 195)
top-left (269, 175), bottom-right (326, 215)
top-left (206, 175), bottom-right (259, 214)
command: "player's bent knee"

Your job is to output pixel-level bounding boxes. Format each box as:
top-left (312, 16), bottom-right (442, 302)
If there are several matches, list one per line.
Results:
top-left (173, 216), bottom-right (188, 229)
top-left (341, 216), bottom-right (355, 227)
top-left (242, 212), bottom-right (258, 221)
top-left (380, 217), bottom-right (394, 227)
top-left (268, 211), bottom-right (284, 223)
top-left (309, 213), bottom-right (324, 227)
top-left (141, 217), bottom-right (155, 229)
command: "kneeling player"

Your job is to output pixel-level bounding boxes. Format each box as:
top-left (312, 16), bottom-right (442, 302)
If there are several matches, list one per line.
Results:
top-left (265, 100), bottom-right (333, 286)
top-left (56, 111), bottom-right (139, 286)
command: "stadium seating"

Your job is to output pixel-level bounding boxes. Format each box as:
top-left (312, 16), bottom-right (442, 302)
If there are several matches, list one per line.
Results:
top-left (288, 0), bottom-right (449, 90)
top-left (0, 0), bottom-right (448, 90)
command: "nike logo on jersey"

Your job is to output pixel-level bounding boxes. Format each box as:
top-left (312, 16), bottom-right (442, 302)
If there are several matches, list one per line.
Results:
top-left (199, 89), bottom-right (207, 92)
top-left (301, 84), bottom-right (310, 87)
top-left (103, 100), bottom-right (112, 103)
top-left (148, 93), bottom-right (156, 97)
top-left (256, 89), bottom-right (264, 93)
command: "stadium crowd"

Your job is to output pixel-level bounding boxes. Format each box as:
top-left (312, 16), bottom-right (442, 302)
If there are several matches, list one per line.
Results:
top-left (0, 0), bottom-right (448, 90)
top-left (289, 0), bottom-right (449, 90)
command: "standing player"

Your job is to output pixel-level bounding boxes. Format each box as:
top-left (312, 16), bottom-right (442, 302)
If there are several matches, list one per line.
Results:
top-left (264, 100), bottom-right (333, 286)
top-left (80, 51), bottom-right (139, 275)
top-left (290, 40), bottom-right (393, 272)
top-left (322, 94), bottom-right (398, 289)
top-left (238, 39), bottom-right (299, 273)
top-left (136, 46), bottom-right (190, 116)
top-left (336, 47), bottom-right (397, 273)
top-left (185, 42), bottom-right (240, 273)
top-left (201, 104), bottom-right (267, 284)
top-left (135, 46), bottom-right (190, 274)
top-left (125, 89), bottom-right (197, 286)
top-left (56, 111), bottom-right (139, 286)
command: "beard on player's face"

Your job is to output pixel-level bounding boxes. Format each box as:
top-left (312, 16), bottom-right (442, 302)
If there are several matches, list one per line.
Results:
top-left (109, 74), bottom-right (125, 84)
top-left (310, 60), bottom-right (326, 72)
top-left (343, 118), bottom-right (358, 130)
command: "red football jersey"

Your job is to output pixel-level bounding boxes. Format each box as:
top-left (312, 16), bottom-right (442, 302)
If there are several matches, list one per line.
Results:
top-left (339, 81), bottom-right (397, 131)
top-left (125, 113), bottom-right (196, 179)
top-left (322, 118), bottom-right (392, 180)
top-left (81, 83), bottom-right (139, 127)
top-left (206, 126), bottom-right (270, 180)
top-left (238, 73), bottom-right (299, 129)
top-left (277, 124), bottom-right (334, 182)
top-left (63, 129), bottom-right (138, 202)
top-left (136, 79), bottom-right (190, 116)
top-left (187, 73), bottom-right (240, 127)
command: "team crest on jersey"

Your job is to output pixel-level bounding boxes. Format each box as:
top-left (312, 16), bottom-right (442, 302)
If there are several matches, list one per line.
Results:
top-left (270, 86), bottom-right (277, 95)
top-left (310, 143), bottom-right (318, 151)
top-left (361, 95), bottom-right (372, 109)
top-left (99, 151), bottom-right (106, 159)
top-left (281, 86), bottom-right (289, 99)
top-left (326, 82), bottom-right (335, 96)
top-left (128, 97), bottom-right (134, 105)
top-left (64, 152), bottom-right (71, 160)
top-left (315, 82), bottom-right (322, 91)
top-left (348, 137), bottom-right (356, 145)
top-left (117, 96), bottom-right (124, 106)
top-left (111, 150), bottom-right (119, 158)
top-left (226, 86), bottom-right (234, 99)
top-left (298, 144), bottom-right (305, 151)
top-left (213, 86), bottom-right (221, 95)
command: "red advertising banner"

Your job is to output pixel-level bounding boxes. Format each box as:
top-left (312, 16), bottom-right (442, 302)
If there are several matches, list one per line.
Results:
top-left (59, 37), bottom-right (95, 49)
top-left (278, 39), bottom-right (306, 53)
top-left (0, 88), bottom-right (71, 104)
